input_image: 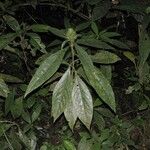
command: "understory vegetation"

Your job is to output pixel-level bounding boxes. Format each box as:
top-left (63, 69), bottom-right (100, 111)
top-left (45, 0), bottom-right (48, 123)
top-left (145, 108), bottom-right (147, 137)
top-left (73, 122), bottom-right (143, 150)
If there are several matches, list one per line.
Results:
top-left (0, 0), bottom-right (150, 149)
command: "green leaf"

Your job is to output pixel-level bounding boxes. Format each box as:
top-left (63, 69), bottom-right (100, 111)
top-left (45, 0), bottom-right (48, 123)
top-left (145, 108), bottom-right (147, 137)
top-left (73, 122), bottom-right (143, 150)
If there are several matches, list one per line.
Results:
top-left (25, 96), bottom-right (36, 109)
top-left (94, 111), bottom-right (105, 130)
top-left (30, 24), bottom-right (50, 32)
top-left (0, 123), bottom-right (13, 137)
top-left (22, 110), bottom-right (31, 124)
top-left (3, 15), bottom-right (20, 31)
top-left (31, 103), bottom-right (42, 122)
top-left (100, 65), bottom-right (112, 82)
top-left (77, 39), bottom-right (114, 50)
top-left (0, 73), bottom-right (23, 83)
top-left (27, 33), bottom-right (46, 53)
top-left (76, 22), bottom-right (91, 32)
top-left (101, 36), bottom-right (130, 49)
top-left (31, 24), bottom-right (65, 38)
top-left (0, 79), bottom-right (9, 98)
top-left (123, 51), bottom-right (136, 64)
top-left (146, 7), bottom-right (150, 14)
top-left (48, 26), bottom-right (66, 39)
top-left (11, 97), bottom-right (23, 118)
top-left (0, 33), bottom-right (17, 50)
top-left (139, 34), bottom-right (150, 69)
top-left (76, 45), bottom-right (116, 112)
top-left (65, 76), bottom-right (93, 130)
top-left (100, 32), bottom-right (121, 38)
top-left (91, 51), bottom-right (121, 64)
top-left (25, 49), bottom-right (67, 97)
top-left (52, 68), bottom-right (72, 121)
top-left (91, 22), bottom-right (99, 35)
top-left (5, 90), bottom-right (14, 115)
top-left (63, 140), bottom-right (76, 150)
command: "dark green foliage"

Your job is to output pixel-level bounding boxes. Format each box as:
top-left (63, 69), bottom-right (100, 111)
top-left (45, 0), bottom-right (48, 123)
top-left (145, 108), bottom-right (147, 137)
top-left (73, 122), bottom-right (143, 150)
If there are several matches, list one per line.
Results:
top-left (0, 0), bottom-right (150, 149)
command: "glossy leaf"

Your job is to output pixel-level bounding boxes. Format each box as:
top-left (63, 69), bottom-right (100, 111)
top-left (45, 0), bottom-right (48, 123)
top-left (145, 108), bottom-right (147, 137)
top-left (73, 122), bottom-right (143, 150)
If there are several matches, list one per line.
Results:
top-left (52, 68), bottom-right (72, 121)
top-left (25, 49), bottom-right (66, 97)
top-left (0, 79), bottom-right (9, 98)
top-left (3, 15), bottom-right (20, 31)
top-left (76, 44), bottom-right (116, 112)
top-left (91, 51), bottom-right (121, 64)
top-left (65, 76), bottom-right (93, 129)
top-left (77, 39), bottom-right (114, 50)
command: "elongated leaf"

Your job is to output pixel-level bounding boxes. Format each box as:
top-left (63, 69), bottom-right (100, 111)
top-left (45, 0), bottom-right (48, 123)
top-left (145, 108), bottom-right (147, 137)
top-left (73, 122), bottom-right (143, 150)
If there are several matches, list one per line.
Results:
top-left (100, 32), bottom-right (121, 38)
top-left (91, 22), bottom-right (99, 35)
top-left (76, 22), bottom-right (90, 32)
top-left (91, 51), bottom-right (121, 64)
top-left (0, 79), bottom-right (9, 98)
top-left (0, 73), bottom-right (23, 83)
top-left (5, 90), bottom-right (14, 115)
top-left (30, 24), bottom-right (50, 32)
top-left (27, 33), bottom-right (46, 53)
top-left (3, 15), bottom-right (20, 31)
top-left (101, 36), bottom-right (130, 49)
top-left (123, 51), bottom-right (136, 64)
top-left (63, 140), bottom-right (76, 150)
top-left (76, 44), bottom-right (116, 112)
top-left (48, 26), bottom-right (66, 39)
top-left (25, 49), bottom-right (66, 97)
top-left (31, 24), bottom-right (65, 38)
top-left (77, 39), bottom-right (114, 50)
top-left (32, 103), bottom-right (42, 122)
top-left (139, 34), bottom-right (150, 69)
top-left (11, 97), bottom-right (23, 118)
top-left (0, 33), bottom-right (17, 50)
top-left (52, 68), bottom-right (72, 121)
top-left (65, 76), bottom-right (93, 129)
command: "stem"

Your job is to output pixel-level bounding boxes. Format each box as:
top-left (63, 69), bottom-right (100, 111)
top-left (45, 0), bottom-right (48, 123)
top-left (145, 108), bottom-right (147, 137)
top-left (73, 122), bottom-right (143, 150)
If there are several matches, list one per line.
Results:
top-left (70, 44), bottom-right (75, 76)
top-left (3, 132), bottom-right (14, 150)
